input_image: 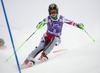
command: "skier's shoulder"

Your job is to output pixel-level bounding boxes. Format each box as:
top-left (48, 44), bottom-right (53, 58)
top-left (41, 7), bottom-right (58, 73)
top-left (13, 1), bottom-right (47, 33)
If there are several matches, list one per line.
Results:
top-left (43, 16), bottom-right (49, 24)
top-left (43, 15), bottom-right (52, 23)
top-left (58, 15), bottom-right (65, 18)
top-left (58, 15), bottom-right (73, 23)
top-left (58, 15), bottom-right (67, 22)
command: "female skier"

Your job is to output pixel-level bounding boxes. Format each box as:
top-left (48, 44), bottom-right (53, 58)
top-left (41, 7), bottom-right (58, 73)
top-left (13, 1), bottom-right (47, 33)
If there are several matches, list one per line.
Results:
top-left (22, 3), bottom-right (84, 67)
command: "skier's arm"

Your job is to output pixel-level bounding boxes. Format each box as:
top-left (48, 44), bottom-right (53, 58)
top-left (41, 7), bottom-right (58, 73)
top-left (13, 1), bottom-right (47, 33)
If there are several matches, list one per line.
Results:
top-left (63, 17), bottom-right (77, 26)
top-left (36, 18), bottom-right (48, 29)
top-left (63, 17), bottom-right (85, 30)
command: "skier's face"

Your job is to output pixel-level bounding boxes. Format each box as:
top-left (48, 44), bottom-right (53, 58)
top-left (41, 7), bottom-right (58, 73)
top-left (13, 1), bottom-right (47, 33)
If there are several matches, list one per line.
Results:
top-left (50, 10), bottom-right (57, 17)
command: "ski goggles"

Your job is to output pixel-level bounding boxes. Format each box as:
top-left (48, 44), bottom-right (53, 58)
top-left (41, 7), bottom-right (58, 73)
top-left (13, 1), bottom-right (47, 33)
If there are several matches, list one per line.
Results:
top-left (50, 10), bottom-right (57, 14)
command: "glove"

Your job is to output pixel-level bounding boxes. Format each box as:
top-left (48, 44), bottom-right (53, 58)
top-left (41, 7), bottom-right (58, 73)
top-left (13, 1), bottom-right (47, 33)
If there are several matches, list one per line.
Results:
top-left (77, 23), bottom-right (85, 30)
top-left (36, 21), bottom-right (45, 29)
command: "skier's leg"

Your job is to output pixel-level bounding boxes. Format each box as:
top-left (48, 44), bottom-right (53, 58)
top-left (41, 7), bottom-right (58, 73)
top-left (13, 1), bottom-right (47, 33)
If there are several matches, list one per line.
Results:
top-left (28, 41), bottom-right (45, 59)
top-left (23, 40), bottom-right (46, 65)
top-left (44, 36), bottom-right (58, 55)
top-left (39, 37), bottom-right (60, 60)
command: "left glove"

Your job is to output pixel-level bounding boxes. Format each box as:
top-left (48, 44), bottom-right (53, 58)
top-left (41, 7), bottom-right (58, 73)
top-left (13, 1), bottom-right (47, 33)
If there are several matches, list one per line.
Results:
top-left (77, 23), bottom-right (85, 30)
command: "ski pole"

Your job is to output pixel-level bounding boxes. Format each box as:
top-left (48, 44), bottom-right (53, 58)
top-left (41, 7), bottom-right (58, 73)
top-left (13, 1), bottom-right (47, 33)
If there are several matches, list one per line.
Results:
top-left (6, 21), bottom-right (45, 62)
top-left (84, 29), bottom-right (95, 42)
top-left (5, 29), bottom-right (38, 62)
top-left (1, 0), bottom-right (21, 72)
top-left (5, 21), bottom-right (45, 62)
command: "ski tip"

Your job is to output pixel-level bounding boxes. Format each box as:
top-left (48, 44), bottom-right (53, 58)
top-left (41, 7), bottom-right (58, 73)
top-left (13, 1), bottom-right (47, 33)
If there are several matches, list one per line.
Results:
top-left (20, 64), bottom-right (31, 69)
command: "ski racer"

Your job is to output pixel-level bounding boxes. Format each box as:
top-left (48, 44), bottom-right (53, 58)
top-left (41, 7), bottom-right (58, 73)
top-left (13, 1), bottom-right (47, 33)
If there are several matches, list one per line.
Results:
top-left (22, 3), bottom-right (84, 67)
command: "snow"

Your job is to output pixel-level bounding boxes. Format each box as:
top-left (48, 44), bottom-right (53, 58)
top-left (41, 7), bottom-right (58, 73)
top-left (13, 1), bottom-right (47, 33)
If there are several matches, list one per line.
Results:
top-left (0, 0), bottom-right (100, 73)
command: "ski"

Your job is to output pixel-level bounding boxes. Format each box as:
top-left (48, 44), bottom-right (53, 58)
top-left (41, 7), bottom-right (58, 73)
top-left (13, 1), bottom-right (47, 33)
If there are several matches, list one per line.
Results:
top-left (21, 58), bottom-right (47, 69)
top-left (20, 49), bottom-right (67, 69)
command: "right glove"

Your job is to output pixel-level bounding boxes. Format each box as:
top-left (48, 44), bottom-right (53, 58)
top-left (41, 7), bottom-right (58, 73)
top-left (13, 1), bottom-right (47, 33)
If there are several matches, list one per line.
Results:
top-left (36, 21), bottom-right (45, 29)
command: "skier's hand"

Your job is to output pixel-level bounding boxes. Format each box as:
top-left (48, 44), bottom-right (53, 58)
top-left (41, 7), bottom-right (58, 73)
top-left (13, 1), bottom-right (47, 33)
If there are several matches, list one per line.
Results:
top-left (36, 21), bottom-right (45, 29)
top-left (77, 23), bottom-right (85, 30)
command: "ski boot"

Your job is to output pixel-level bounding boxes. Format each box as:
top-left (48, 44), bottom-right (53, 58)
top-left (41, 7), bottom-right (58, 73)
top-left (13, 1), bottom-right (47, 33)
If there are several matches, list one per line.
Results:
top-left (38, 51), bottom-right (48, 61)
top-left (21, 59), bottom-right (35, 68)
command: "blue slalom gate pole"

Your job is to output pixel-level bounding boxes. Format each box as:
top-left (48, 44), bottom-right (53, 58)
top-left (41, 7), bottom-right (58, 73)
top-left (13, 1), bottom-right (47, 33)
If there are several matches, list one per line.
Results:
top-left (1, 0), bottom-right (21, 73)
